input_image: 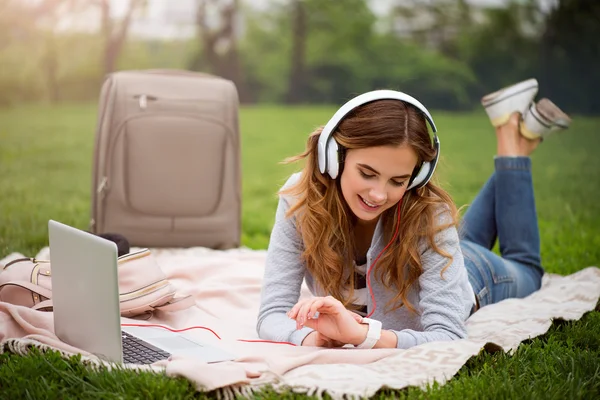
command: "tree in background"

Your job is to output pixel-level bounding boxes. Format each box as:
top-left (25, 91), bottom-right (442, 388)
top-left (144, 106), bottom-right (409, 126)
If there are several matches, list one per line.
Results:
top-left (190, 0), bottom-right (247, 99)
top-left (389, 0), bottom-right (473, 58)
top-left (285, 0), bottom-right (308, 104)
top-left (0, 0), bottom-right (68, 104)
top-left (97, 0), bottom-right (147, 76)
top-left (0, 0), bottom-right (597, 115)
top-left (238, 2), bottom-right (292, 103)
top-left (0, 0), bottom-right (146, 104)
top-left (273, 0), bottom-right (477, 107)
top-left (452, 0), bottom-right (599, 115)
top-left (539, 0), bottom-right (600, 114)
top-left (301, 0), bottom-right (378, 103)
top-left (455, 0), bottom-right (543, 103)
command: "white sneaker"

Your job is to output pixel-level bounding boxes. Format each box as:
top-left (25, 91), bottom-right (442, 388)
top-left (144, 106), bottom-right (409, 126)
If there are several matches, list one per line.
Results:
top-left (481, 78), bottom-right (539, 127)
top-left (521, 98), bottom-right (571, 140)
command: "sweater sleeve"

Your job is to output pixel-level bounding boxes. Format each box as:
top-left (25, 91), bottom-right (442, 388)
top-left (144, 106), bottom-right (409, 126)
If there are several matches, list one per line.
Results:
top-left (392, 208), bottom-right (472, 349)
top-left (256, 189), bottom-right (314, 345)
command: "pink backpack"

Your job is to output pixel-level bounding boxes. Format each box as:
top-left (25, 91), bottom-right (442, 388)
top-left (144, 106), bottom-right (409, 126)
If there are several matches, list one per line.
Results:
top-left (0, 248), bottom-right (193, 318)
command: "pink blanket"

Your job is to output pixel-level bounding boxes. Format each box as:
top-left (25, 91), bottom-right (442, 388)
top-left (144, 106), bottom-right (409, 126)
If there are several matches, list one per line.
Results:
top-left (1, 247), bottom-right (599, 399)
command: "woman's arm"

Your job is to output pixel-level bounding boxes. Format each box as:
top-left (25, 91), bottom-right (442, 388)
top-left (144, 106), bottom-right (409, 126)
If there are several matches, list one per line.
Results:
top-left (256, 189), bottom-right (314, 345)
top-left (291, 209), bottom-right (473, 349)
top-left (389, 210), bottom-right (473, 349)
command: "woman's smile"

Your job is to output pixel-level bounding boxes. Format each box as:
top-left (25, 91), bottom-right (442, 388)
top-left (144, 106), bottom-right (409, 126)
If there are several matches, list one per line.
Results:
top-left (358, 195), bottom-right (383, 211)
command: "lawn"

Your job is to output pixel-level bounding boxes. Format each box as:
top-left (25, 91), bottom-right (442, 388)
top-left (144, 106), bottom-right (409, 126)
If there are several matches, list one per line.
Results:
top-left (0, 103), bottom-right (599, 399)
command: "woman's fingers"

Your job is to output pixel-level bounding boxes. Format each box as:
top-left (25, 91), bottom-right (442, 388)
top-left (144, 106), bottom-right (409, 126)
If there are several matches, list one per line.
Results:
top-left (288, 296), bottom-right (346, 330)
top-left (307, 298), bottom-right (325, 319)
top-left (290, 298), bottom-right (322, 329)
top-left (296, 300), bottom-right (316, 328)
top-left (288, 298), bottom-right (310, 321)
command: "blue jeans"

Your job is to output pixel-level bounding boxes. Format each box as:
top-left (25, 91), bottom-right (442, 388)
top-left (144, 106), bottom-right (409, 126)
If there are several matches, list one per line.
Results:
top-left (459, 157), bottom-right (544, 312)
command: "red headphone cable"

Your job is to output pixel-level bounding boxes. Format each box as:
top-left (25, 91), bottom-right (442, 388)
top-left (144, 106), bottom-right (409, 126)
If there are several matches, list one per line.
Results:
top-left (121, 199), bottom-right (404, 343)
top-left (365, 198), bottom-right (403, 319)
top-left (121, 323), bottom-right (296, 346)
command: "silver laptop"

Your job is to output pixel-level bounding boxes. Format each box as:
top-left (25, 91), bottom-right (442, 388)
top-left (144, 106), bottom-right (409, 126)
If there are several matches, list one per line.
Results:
top-left (48, 219), bottom-right (236, 365)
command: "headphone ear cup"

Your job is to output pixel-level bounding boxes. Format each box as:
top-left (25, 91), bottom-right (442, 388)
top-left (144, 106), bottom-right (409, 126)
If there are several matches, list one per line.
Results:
top-left (326, 139), bottom-right (340, 179)
top-left (407, 161), bottom-right (431, 190)
top-left (407, 135), bottom-right (440, 190)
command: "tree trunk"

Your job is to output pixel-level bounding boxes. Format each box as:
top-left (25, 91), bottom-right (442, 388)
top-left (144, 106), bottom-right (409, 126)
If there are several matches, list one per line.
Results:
top-left (285, 0), bottom-right (307, 104)
top-left (43, 34), bottom-right (60, 103)
top-left (101, 0), bottom-right (143, 76)
top-left (194, 0), bottom-right (248, 100)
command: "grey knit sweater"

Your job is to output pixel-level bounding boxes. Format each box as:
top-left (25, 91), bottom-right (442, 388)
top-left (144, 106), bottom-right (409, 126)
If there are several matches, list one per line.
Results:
top-left (256, 173), bottom-right (475, 348)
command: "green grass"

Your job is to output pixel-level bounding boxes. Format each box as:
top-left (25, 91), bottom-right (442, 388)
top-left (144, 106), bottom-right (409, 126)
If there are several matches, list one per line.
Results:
top-left (0, 103), bottom-right (599, 399)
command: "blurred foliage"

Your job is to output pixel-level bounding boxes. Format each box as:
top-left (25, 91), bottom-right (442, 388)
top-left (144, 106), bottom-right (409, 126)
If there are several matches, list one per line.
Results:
top-left (0, 0), bottom-right (598, 114)
top-left (538, 0), bottom-right (600, 114)
top-left (239, 0), bottom-right (477, 109)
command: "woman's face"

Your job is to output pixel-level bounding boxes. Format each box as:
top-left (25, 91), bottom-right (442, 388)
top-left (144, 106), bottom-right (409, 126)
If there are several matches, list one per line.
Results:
top-left (340, 144), bottom-right (418, 225)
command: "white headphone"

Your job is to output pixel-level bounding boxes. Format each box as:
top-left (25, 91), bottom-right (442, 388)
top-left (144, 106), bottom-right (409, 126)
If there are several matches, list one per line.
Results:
top-left (317, 90), bottom-right (440, 190)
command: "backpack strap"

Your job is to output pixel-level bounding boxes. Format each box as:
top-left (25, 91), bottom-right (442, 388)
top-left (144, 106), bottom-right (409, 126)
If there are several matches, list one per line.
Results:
top-left (0, 280), bottom-right (193, 314)
top-left (2, 257), bottom-right (34, 270)
top-left (0, 280), bottom-right (53, 300)
top-left (33, 300), bottom-right (53, 311)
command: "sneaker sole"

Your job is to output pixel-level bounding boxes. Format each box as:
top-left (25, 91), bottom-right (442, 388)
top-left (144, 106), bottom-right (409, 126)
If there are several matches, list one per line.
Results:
top-left (481, 78), bottom-right (539, 127)
top-left (521, 98), bottom-right (571, 140)
top-left (536, 98), bottom-right (571, 129)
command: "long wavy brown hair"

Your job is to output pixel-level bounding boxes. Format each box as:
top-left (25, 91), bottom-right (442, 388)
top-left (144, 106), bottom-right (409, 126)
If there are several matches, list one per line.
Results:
top-left (281, 99), bottom-right (459, 314)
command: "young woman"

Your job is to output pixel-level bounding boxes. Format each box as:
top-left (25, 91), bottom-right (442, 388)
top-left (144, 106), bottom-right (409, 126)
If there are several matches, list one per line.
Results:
top-left (256, 87), bottom-right (570, 349)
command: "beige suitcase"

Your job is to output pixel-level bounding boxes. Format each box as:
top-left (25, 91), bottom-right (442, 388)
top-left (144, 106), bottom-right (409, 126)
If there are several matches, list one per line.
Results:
top-left (90, 69), bottom-right (241, 249)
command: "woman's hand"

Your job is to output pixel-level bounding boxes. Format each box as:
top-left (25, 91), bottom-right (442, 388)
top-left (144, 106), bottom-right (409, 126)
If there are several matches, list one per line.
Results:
top-left (288, 296), bottom-right (368, 346)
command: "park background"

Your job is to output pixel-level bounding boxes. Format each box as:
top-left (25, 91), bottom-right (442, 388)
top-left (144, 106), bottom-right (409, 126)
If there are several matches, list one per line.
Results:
top-left (1, 0), bottom-right (599, 399)
top-left (1, 0), bottom-right (598, 114)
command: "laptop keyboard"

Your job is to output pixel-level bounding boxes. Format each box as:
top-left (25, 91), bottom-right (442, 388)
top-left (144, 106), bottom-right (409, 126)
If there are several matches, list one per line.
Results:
top-left (121, 331), bottom-right (171, 364)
